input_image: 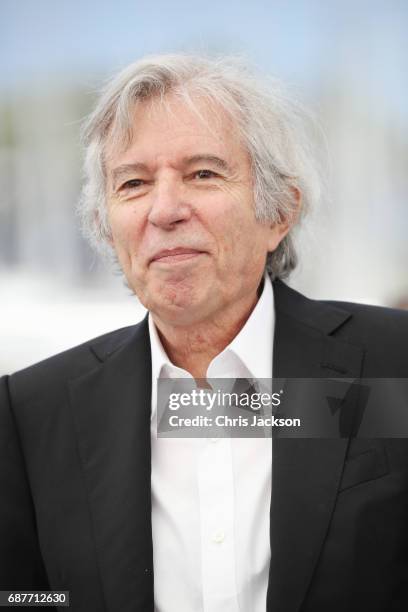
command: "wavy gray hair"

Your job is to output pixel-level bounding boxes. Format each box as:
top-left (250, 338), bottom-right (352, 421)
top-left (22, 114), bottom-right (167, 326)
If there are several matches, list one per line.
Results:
top-left (78, 53), bottom-right (320, 279)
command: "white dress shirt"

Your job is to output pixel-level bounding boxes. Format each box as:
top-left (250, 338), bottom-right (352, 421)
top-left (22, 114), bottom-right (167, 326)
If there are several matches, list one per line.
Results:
top-left (149, 275), bottom-right (274, 612)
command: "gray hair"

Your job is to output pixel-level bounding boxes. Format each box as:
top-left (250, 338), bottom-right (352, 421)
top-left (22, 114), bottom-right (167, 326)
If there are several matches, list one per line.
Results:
top-left (78, 53), bottom-right (321, 279)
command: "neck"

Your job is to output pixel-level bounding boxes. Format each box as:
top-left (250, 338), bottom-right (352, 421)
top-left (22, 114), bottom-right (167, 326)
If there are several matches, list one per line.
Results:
top-left (152, 289), bottom-right (260, 379)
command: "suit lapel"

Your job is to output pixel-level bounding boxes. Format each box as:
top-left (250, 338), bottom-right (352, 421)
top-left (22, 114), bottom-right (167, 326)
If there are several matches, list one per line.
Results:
top-left (267, 281), bottom-right (364, 612)
top-left (69, 319), bottom-right (154, 612)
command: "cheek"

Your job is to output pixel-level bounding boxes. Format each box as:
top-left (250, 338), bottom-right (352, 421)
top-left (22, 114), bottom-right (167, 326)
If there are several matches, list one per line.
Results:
top-left (204, 190), bottom-right (245, 233)
top-left (109, 206), bottom-right (142, 249)
top-left (107, 209), bottom-right (148, 278)
top-left (209, 198), bottom-right (258, 255)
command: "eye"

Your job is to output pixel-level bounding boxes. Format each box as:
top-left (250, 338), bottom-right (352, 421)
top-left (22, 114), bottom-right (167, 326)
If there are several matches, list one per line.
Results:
top-left (120, 179), bottom-right (145, 190)
top-left (193, 169), bottom-right (218, 180)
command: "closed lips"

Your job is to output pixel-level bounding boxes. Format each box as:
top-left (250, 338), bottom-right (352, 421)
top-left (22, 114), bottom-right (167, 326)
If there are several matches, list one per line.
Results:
top-left (150, 248), bottom-right (205, 262)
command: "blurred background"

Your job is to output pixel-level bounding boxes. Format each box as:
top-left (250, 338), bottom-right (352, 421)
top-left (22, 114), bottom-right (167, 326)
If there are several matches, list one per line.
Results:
top-left (1, 0), bottom-right (407, 373)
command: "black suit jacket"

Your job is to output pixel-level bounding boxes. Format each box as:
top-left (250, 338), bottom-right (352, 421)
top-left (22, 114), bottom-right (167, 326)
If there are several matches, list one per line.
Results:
top-left (1, 280), bottom-right (408, 612)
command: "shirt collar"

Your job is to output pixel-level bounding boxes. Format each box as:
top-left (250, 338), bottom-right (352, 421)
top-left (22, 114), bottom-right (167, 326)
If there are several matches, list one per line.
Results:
top-left (148, 310), bottom-right (188, 389)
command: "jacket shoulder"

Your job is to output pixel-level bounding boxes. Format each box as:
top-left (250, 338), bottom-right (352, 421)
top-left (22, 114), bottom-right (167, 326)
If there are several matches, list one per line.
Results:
top-left (275, 279), bottom-right (408, 340)
top-left (8, 323), bottom-right (143, 406)
top-left (273, 280), bottom-right (408, 375)
top-left (323, 299), bottom-right (408, 339)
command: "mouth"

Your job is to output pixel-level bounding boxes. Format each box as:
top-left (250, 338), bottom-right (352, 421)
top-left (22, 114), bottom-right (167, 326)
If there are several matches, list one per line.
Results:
top-left (150, 247), bottom-right (206, 265)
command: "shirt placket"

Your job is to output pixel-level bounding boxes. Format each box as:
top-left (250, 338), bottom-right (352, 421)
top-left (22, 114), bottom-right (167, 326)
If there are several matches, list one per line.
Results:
top-left (198, 435), bottom-right (240, 612)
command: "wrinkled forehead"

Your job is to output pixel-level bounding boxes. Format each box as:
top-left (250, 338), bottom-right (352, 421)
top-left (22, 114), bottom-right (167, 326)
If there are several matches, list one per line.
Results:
top-left (103, 90), bottom-right (247, 166)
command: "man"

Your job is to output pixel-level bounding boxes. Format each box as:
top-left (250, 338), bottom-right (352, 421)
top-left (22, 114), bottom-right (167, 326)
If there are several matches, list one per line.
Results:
top-left (1, 54), bottom-right (407, 612)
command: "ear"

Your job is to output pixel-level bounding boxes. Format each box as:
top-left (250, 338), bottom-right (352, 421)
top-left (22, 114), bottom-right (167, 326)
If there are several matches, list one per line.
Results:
top-left (266, 187), bottom-right (301, 251)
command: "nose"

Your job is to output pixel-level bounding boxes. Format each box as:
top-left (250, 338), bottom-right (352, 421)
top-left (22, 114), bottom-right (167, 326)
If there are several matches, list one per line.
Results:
top-left (147, 175), bottom-right (192, 229)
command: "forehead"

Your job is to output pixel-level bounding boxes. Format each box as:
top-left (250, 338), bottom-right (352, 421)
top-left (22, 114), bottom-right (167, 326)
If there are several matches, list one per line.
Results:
top-left (105, 93), bottom-right (248, 169)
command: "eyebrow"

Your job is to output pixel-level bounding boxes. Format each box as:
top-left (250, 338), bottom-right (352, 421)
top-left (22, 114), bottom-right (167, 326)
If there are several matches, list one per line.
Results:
top-left (110, 163), bottom-right (149, 190)
top-left (182, 154), bottom-right (232, 173)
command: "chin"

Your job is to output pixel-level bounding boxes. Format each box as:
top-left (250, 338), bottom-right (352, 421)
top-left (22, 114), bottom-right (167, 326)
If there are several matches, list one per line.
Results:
top-left (132, 273), bottom-right (215, 323)
top-left (154, 276), bottom-right (200, 304)
top-left (151, 289), bottom-right (211, 327)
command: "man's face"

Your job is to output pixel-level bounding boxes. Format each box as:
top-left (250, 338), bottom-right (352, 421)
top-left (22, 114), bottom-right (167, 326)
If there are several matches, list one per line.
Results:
top-left (105, 95), bottom-right (288, 327)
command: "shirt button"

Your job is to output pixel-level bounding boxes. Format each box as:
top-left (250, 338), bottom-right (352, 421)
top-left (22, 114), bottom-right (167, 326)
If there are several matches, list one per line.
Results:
top-left (212, 529), bottom-right (225, 543)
